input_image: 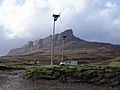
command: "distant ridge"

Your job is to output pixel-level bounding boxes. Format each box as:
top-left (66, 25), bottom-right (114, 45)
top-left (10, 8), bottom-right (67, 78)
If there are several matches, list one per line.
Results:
top-left (8, 29), bottom-right (120, 60)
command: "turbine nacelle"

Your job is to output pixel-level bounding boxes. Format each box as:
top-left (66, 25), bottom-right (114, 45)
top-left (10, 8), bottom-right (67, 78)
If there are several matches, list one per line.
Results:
top-left (53, 14), bottom-right (60, 21)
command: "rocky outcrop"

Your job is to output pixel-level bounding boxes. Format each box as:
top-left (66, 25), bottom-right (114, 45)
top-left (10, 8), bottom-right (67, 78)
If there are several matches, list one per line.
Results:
top-left (8, 29), bottom-right (80, 56)
top-left (7, 29), bottom-right (120, 57)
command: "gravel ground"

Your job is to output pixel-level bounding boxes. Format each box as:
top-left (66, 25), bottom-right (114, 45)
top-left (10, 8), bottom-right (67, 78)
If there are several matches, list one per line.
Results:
top-left (0, 70), bottom-right (120, 90)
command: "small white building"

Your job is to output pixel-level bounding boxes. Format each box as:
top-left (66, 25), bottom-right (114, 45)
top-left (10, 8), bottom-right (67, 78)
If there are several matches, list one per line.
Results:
top-left (60, 61), bottom-right (78, 65)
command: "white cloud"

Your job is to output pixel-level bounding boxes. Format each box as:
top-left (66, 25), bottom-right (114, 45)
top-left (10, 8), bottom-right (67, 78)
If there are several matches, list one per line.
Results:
top-left (105, 1), bottom-right (117, 8)
top-left (0, 0), bottom-right (86, 39)
top-left (0, 0), bottom-right (120, 55)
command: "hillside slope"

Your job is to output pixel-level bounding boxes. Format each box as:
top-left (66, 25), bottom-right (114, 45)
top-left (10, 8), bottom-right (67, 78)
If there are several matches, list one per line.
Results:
top-left (8, 29), bottom-right (81, 56)
top-left (7, 29), bottom-right (120, 64)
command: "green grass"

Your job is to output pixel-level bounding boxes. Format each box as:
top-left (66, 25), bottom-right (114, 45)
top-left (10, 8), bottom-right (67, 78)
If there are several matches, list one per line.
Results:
top-left (109, 62), bottom-right (120, 67)
top-left (97, 57), bottom-right (120, 67)
top-left (23, 64), bottom-right (120, 86)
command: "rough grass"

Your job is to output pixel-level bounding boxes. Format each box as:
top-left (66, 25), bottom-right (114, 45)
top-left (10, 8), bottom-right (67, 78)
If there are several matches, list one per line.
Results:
top-left (23, 64), bottom-right (120, 86)
top-left (97, 57), bottom-right (120, 67)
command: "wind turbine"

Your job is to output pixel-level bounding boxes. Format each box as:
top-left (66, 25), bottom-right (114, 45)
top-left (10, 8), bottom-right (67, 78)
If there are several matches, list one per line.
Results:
top-left (51, 14), bottom-right (60, 65)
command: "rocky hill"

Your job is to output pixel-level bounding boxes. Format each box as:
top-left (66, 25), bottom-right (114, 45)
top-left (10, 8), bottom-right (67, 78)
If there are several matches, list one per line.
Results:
top-left (7, 29), bottom-right (120, 62)
top-left (7, 29), bottom-right (81, 55)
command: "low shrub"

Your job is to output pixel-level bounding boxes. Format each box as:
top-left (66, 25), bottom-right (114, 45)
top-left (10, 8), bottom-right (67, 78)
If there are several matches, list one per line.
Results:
top-left (23, 64), bottom-right (120, 86)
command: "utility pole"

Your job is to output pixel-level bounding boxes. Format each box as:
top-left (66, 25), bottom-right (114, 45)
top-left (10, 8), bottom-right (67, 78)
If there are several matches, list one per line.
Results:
top-left (62, 36), bottom-right (66, 62)
top-left (51, 14), bottom-right (60, 65)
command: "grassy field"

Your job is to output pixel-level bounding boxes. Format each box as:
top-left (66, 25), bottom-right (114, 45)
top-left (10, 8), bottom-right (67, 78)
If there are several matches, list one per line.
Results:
top-left (23, 64), bottom-right (120, 86)
top-left (1, 54), bottom-right (120, 87)
top-left (96, 57), bottom-right (120, 67)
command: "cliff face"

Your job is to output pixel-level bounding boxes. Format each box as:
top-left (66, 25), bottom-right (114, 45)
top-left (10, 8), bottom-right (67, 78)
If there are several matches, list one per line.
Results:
top-left (8, 29), bottom-right (81, 55)
top-left (7, 29), bottom-right (120, 58)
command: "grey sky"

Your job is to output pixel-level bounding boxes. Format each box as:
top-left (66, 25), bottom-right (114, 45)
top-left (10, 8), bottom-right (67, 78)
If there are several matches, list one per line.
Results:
top-left (0, 0), bottom-right (120, 55)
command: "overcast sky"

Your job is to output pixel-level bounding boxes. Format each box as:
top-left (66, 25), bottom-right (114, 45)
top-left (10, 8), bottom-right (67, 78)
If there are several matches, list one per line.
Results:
top-left (0, 0), bottom-right (120, 55)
